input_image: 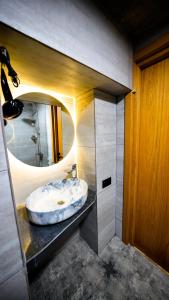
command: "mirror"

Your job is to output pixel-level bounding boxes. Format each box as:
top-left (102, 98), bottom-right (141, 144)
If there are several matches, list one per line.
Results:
top-left (4, 92), bottom-right (74, 167)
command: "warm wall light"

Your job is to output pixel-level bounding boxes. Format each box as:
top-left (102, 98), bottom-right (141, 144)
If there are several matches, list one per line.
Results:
top-left (73, 97), bottom-right (78, 176)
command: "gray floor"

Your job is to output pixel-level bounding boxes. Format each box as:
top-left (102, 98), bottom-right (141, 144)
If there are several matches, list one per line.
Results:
top-left (30, 233), bottom-right (169, 300)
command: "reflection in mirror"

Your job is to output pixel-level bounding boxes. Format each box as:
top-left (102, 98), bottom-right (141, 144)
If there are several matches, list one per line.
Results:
top-left (4, 93), bottom-right (74, 167)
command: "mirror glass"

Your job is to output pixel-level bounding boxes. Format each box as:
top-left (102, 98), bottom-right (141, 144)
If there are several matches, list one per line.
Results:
top-left (4, 92), bottom-right (74, 167)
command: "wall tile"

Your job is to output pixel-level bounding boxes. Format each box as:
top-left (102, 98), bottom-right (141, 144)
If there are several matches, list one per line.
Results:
top-left (117, 98), bottom-right (124, 145)
top-left (116, 198), bottom-right (123, 220)
top-left (115, 98), bottom-right (124, 240)
top-left (0, 268), bottom-right (29, 300)
top-left (95, 98), bottom-right (116, 147)
top-left (0, 171), bottom-right (16, 214)
top-left (96, 145), bottom-right (116, 193)
top-left (116, 179), bottom-right (124, 204)
top-left (117, 97), bottom-right (124, 118)
top-left (97, 186), bottom-right (116, 232)
top-left (77, 91), bottom-right (97, 251)
top-left (76, 91), bottom-right (95, 148)
top-left (76, 91), bottom-right (96, 190)
top-left (0, 119), bottom-right (7, 172)
top-left (77, 146), bottom-right (96, 191)
top-left (116, 144), bottom-right (124, 181)
top-left (0, 171), bottom-right (23, 284)
top-left (116, 218), bottom-right (122, 240)
top-left (115, 176), bottom-right (123, 237)
top-left (98, 219), bottom-right (115, 254)
top-left (95, 97), bottom-right (117, 251)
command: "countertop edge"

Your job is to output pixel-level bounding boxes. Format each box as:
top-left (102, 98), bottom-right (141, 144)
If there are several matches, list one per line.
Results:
top-left (27, 196), bottom-right (95, 265)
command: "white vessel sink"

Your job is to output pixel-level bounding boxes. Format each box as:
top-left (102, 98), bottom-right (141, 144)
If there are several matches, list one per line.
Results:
top-left (25, 178), bottom-right (88, 225)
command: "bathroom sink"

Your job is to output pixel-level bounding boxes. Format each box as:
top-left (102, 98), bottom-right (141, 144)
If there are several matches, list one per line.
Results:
top-left (25, 178), bottom-right (88, 225)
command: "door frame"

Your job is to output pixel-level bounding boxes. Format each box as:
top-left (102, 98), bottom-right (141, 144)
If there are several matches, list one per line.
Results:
top-left (123, 32), bottom-right (169, 245)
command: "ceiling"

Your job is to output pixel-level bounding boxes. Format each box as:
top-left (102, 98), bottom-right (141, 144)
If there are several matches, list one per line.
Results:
top-left (92, 0), bottom-right (169, 48)
top-left (0, 23), bottom-right (129, 98)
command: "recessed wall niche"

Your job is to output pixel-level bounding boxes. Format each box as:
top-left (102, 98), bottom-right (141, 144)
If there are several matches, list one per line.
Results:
top-left (1, 22), bottom-right (127, 254)
top-left (3, 84), bottom-right (76, 205)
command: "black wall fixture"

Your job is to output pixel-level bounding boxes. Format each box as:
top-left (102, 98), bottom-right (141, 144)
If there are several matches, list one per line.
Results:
top-left (0, 47), bottom-right (23, 123)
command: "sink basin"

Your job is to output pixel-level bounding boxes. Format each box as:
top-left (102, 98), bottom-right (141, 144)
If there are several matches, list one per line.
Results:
top-left (25, 178), bottom-right (88, 225)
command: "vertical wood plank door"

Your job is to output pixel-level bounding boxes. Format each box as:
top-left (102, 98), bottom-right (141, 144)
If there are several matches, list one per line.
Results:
top-left (124, 58), bottom-right (169, 271)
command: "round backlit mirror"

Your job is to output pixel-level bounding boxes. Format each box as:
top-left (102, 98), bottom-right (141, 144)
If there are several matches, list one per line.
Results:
top-left (4, 92), bottom-right (74, 167)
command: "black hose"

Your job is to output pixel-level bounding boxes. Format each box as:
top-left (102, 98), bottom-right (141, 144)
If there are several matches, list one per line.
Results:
top-left (0, 46), bottom-right (20, 87)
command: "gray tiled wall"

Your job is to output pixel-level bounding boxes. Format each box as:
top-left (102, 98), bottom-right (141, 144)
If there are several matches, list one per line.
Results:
top-left (76, 90), bottom-right (98, 252)
top-left (95, 94), bottom-right (117, 253)
top-left (77, 90), bottom-right (124, 254)
top-left (76, 90), bottom-right (96, 190)
top-left (116, 99), bottom-right (124, 239)
top-left (0, 107), bottom-right (29, 299)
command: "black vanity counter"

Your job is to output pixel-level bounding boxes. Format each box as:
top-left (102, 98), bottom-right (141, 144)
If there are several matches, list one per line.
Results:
top-left (17, 190), bottom-right (96, 274)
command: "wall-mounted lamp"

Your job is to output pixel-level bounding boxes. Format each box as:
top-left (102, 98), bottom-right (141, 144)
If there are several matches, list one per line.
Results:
top-left (0, 47), bottom-right (23, 123)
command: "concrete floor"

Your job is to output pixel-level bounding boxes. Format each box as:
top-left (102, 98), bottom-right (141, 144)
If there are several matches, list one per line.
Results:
top-left (30, 233), bottom-right (169, 300)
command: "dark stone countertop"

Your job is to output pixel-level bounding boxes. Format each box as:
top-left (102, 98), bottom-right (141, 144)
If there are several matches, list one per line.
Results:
top-left (17, 189), bottom-right (96, 273)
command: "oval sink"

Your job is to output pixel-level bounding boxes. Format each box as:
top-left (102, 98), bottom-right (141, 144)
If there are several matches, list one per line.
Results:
top-left (25, 178), bottom-right (88, 225)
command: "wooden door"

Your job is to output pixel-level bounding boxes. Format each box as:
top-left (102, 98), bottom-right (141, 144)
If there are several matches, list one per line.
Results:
top-left (123, 55), bottom-right (169, 271)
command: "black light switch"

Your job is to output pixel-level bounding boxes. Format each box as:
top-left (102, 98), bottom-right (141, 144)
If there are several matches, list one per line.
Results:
top-left (102, 177), bottom-right (111, 189)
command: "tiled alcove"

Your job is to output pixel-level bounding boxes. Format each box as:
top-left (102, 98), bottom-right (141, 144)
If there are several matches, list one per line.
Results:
top-left (76, 90), bottom-right (124, 254)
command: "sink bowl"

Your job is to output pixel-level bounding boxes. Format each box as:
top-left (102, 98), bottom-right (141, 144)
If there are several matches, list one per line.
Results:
top-left (25, 178), bottom-right (88, 225)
